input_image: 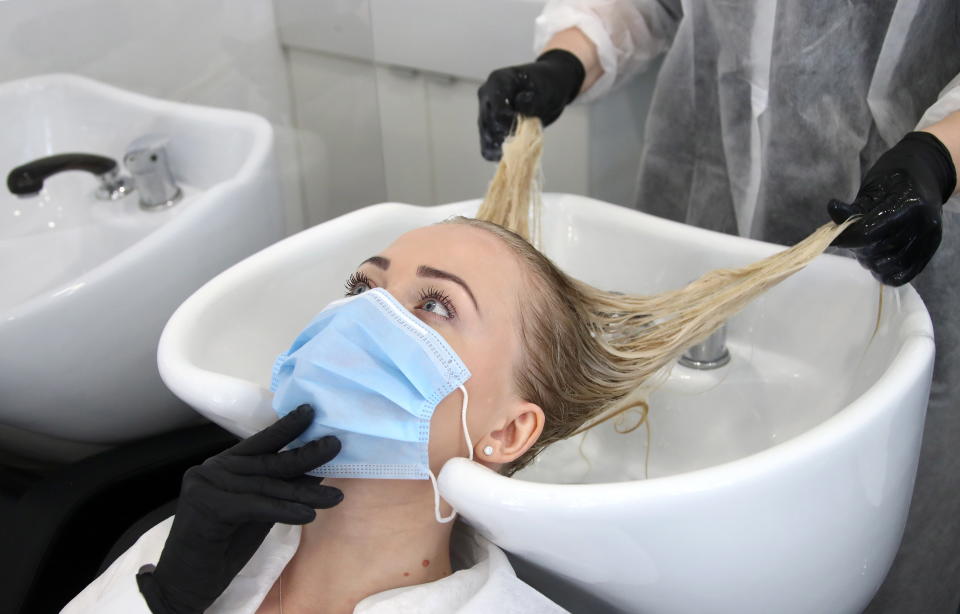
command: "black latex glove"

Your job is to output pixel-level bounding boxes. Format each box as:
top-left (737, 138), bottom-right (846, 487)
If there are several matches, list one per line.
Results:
top-left (477, 49), bottom-right (586, 161)
top-left (828, 131), bottom-right (956, 286)
top-left (135, 405), bottom-right (342, 614)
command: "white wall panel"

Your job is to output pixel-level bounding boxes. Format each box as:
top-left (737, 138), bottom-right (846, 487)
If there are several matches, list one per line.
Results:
top-left (287, 49), bottom-right (387, 225)
top-left (375, 65), bottom-right (433, 204)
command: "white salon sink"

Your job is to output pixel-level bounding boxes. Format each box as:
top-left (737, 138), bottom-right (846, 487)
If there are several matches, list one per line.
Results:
top-left (0, 74), bottom-right (284, 462)
top-left (158, 194), bottom-right (933, 614)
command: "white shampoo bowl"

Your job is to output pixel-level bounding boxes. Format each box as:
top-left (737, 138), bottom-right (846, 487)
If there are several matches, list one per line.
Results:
top-left (0, 74), bottom-right (283, 462)
top-left (158, 195), bottom-right (933, 614)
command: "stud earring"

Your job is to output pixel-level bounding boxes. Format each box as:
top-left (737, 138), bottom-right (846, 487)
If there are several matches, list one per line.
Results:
top-left (483, 445), bottom-right (494, 456)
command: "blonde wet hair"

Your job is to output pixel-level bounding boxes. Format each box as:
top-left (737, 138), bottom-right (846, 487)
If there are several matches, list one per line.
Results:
top-left (460, 117), bottom-right (855, 473)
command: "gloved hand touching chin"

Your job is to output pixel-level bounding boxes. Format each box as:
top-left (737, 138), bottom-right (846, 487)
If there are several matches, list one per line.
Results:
top-left (136, 405), bottom-right (342, 614)
top-left (477, 49), bottom-right (585, 161)
top-left (828, 131), bottom-right (957, 286)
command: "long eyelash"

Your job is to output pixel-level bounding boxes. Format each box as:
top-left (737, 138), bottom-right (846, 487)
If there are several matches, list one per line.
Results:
top-left (419, 286), bottom-right (457, 319)
top-left (344, 271), bottom-right (371, 295)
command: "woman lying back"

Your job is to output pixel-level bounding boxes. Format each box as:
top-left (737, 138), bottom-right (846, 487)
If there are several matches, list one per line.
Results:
top-left (64, 209), bottom-right (848, 614)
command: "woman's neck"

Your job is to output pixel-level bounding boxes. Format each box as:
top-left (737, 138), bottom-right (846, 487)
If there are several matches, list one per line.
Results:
top-left (280, 477), bottom-right (456, 614)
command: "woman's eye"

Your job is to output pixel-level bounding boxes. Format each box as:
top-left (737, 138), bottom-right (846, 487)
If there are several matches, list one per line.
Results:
top-left (418, 288), bottom-right (456, 320)
top-left (421, 297), bottom-right (449, 318)
top-left (347, 282), bottom-right (370, 296)
top-left (344, 272), bottom-right (373, 296)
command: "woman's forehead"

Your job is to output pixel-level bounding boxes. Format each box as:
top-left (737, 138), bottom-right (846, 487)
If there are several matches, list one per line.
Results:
top-left (384, 224), bottom-right (516, 269)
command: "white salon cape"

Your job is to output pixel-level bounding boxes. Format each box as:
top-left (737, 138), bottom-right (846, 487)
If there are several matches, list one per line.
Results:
top-left (61, 517), bottom-right (568, 614)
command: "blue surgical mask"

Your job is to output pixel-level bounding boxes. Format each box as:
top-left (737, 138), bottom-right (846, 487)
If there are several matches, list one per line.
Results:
top-left (270, 287), bottom-right (473, 523)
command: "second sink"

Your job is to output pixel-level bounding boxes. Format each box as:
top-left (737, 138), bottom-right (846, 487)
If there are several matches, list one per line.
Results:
top-left (0, 73), bottom-right (285, 462)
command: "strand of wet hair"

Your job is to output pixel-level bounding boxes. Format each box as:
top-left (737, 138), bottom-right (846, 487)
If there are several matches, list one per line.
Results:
top-left (476, 115), bottom-right (859, 463)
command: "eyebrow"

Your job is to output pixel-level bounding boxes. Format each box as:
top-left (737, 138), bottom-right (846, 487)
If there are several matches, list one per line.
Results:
top-left (360, 255), bottom-right (390, 270)
top-left (417, 265), bottom-right (480, 313)
top-left (358, 256), bottom-right (480, 313)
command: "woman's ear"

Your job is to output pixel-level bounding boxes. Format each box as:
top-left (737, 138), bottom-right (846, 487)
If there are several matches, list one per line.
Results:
top-left (480, 401), bottom-right (544, 463)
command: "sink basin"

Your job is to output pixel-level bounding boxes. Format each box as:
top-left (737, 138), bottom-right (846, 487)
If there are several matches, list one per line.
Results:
top-left (0, 74), bottom-right (284, 462)
top-left (158, 194), bottom-right (933, 613)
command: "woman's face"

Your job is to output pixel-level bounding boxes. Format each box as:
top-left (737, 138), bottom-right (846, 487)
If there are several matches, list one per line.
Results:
top-left (346, 223), bottom-right (542, 473)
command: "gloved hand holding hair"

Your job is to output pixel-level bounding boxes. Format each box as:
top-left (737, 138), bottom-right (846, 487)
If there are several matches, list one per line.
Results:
top-left (477, 49), bottom-right (585, 161)
top-left (478, 27), bottom-right (606, 161)
top-left (135, 405), bottom-right (342, 614)
top-left (829, 115), bottom-right (960, 286)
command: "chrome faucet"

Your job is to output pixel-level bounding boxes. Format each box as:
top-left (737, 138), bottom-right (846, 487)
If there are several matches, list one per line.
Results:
top-left (679, 323), bottom-right (731, 369)
top-left (124, 135), bottom-right (182, 209)
top-left (6, 134), bottom-right (181, 210)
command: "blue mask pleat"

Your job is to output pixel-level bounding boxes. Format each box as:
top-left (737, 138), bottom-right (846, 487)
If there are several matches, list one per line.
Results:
top-left (299, 328), bottom-right (427, 414)
top-left (285, 370), bottom-right (424, 440)
top-left (351, 321), bottom-right (450, 401)
top-left (303, 431), bottom-right (429, 479)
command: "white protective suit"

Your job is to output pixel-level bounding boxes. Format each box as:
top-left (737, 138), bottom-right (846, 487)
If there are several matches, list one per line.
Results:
top-left (61, 517), bottom-right (568, 614)
top-left (536, 1), bottom-right (960, 611)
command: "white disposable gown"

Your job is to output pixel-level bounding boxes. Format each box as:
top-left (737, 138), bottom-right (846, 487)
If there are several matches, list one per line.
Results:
top-left (536, 1), bottom-right (960, 611)
top-left (61, 518), bottom-right (568, 613)
top-left (536, 0), bottom-right (960, 239)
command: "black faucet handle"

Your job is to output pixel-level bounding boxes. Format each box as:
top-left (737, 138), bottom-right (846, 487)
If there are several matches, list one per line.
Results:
top-left (7, 153), bottom-right (118, 196)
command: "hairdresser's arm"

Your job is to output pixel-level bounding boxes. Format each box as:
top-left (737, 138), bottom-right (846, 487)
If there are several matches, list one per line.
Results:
top-left (541, 28), bottom-right (604, 95)
top-left (533, 0), bottom-right (681, 102)
top-left (921, 111), bottom-right (960, 191)
top-left (828, 110), bottom-right (959, 286)
top-left (478, 0), bottom-right (680, 161)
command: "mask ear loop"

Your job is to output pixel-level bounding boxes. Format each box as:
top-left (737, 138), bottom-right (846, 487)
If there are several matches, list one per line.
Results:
top-left (429, 384), bottom-right (473, 524)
